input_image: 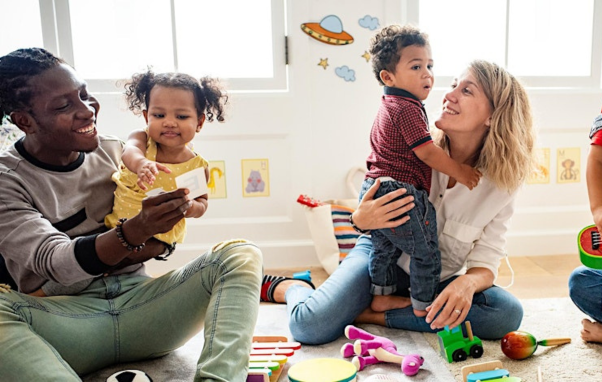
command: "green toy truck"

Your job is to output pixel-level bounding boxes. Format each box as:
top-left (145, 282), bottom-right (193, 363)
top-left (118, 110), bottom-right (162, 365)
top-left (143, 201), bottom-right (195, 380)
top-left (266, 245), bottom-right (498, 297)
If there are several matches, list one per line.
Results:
top-left (437, 321), bottom-right (483, 363)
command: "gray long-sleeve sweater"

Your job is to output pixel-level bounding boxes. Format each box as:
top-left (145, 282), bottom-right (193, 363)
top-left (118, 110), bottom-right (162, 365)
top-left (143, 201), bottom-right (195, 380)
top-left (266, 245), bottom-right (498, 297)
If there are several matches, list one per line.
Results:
top-left (0, 135), bottom-right (145, 293)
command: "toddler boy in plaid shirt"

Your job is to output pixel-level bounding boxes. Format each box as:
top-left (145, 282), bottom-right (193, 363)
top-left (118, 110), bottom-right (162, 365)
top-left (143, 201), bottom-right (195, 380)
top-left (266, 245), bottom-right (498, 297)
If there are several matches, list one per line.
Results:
top-left (360, 25), bottom-right (480, 316)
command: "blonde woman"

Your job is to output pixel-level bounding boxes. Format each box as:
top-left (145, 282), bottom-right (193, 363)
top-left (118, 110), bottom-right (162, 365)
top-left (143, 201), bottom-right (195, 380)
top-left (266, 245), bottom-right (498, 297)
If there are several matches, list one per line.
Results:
top-left (265, 60), bottom-right (535, 343)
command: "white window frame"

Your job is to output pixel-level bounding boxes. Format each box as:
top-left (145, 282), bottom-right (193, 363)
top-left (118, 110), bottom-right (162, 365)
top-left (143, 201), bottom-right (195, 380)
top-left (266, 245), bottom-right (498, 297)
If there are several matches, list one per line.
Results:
top-left (38, 0), bottom-right (288, 93)
top-left (401, 0), bottom-right (602, 89)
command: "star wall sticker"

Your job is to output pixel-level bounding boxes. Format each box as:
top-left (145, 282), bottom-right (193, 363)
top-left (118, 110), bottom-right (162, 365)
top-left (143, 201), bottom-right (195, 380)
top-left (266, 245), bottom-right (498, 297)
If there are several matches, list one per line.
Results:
top-left (361, 51), bottom-right (371, 62)
top-left (318, 58), bottom-right (329, 70)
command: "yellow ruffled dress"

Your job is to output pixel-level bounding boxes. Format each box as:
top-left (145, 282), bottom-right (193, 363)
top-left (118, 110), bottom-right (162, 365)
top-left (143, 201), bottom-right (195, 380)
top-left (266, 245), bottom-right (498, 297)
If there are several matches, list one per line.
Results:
top-left (105, 136), bottom-right (208, 245)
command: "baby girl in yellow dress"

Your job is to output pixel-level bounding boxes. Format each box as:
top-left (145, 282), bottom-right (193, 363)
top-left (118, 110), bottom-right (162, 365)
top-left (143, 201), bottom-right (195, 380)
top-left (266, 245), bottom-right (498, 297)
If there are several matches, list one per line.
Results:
top-left (33, 69), bottom-right (226, 297)
top-left (105, 69), bottom-right (228, 247)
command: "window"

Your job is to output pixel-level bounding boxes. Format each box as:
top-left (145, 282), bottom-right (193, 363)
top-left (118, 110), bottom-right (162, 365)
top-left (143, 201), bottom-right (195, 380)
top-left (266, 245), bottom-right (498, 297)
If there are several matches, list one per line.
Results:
top-left (0, 0), bottom-right (287, 92)
top-left (406, 0), bottom-right (602, 88)
top-left (0, 0), bottom-right (44, 54)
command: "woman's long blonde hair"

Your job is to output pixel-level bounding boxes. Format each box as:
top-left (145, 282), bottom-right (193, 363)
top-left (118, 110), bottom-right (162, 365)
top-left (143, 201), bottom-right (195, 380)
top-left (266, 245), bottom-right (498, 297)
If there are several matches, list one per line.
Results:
top-left (434, 60), bottom-right (535, 192)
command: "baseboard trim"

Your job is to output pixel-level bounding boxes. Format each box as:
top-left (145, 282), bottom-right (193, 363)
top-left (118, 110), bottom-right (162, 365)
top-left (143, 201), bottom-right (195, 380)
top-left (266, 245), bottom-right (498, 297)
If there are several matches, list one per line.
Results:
top-left (145, 231), bottom-right (580, 276)
top-left (145, 240), bottom-right (321, 276)
top-left (506, 230), bottom-right (578, 256)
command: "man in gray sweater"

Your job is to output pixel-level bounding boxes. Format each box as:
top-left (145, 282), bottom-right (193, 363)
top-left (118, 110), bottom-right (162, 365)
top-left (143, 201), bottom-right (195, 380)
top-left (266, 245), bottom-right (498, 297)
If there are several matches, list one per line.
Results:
top-left (0, 48), bottom-right (262, 382)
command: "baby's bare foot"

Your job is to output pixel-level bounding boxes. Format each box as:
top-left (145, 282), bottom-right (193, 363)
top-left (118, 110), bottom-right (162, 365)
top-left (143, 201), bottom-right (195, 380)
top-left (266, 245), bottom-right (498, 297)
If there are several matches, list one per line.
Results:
top-left (355, 306), bottom-right (386, 326)
top-left (581, 318), bottom-right (602, 343)
top-left (371, 295), bottom-right (412, 312)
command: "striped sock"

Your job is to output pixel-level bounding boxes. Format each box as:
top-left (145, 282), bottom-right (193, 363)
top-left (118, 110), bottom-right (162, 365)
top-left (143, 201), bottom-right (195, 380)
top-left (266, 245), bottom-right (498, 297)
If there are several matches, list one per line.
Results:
top-left (260, 275), bottom-right (287, 303)
top-left (260, 275), bottom-right (315, 303)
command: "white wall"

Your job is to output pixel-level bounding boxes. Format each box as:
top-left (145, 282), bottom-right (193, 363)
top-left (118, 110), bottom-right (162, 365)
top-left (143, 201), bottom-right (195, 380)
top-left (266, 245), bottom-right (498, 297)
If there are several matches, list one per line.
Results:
top-left (94, 0), bottom-right (602, 274)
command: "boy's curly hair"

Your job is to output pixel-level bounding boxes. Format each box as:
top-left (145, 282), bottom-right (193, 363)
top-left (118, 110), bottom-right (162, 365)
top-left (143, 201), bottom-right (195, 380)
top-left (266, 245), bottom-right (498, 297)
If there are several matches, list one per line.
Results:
top-left (124, 69), bottom-right (228, 122)
top-left (369, 24), bottom-right (429, 86)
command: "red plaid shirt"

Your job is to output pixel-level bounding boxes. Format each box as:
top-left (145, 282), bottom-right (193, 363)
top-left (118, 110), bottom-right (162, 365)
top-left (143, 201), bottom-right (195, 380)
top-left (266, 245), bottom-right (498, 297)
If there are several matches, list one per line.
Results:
top-left (365, 86), bottom-right (433, 191)
top-left (592, 108), bottom-right (602, 146)
top-left (593, 130), bottom-right (602, 146)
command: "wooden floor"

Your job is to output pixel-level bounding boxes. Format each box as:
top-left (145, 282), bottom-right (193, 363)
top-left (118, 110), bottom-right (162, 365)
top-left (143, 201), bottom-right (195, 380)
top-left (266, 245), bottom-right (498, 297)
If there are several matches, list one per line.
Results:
top-left (265, 254), bottom-right (582, 300)
top-left (497, 254), bottom-right (581, 299)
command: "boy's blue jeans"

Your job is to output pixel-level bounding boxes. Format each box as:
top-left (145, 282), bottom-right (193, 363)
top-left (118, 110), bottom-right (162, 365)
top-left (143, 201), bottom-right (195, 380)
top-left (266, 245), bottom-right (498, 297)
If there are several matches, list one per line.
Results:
top-left (359, 178), bottom-right (441, 311)
top-left (0, 240), bottom-right (262, 382)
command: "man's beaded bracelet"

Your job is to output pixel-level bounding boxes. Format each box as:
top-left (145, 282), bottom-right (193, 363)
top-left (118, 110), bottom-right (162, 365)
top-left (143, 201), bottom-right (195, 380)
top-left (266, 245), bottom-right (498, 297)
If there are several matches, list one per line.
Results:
top-left (155, 242), bottom-right (176, 261)
top-left (115, 218), bottom-right (145, 253)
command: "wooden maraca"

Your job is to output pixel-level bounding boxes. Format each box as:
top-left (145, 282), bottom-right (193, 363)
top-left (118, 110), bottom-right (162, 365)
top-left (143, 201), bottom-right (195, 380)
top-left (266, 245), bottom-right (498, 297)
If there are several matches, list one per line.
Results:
top-left (501, 330), bottom-right (571, 360)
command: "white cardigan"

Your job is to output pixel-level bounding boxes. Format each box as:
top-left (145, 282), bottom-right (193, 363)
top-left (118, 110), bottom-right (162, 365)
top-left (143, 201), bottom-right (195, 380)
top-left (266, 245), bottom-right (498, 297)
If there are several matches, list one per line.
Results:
top-left (398, 170), bottom-right (516, 281)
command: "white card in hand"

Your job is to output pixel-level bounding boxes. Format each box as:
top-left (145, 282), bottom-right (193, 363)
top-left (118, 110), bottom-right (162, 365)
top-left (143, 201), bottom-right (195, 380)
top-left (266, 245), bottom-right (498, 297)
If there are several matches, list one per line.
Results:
top-left (176, 168), bottom-right (208, 199)
top-left (146, 187), bottom-right (165, 197)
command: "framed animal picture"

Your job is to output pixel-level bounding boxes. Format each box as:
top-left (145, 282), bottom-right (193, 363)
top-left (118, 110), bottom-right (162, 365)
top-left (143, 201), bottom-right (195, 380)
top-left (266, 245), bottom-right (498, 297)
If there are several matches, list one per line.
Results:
top-left (557, 147), bottom-right (580, 184)
top-left (207, 160), bottom-right (227, 199)
top-left (241, 159), bottom-right (270, 197)
top-left (527, 148), bottom-right (550, 185)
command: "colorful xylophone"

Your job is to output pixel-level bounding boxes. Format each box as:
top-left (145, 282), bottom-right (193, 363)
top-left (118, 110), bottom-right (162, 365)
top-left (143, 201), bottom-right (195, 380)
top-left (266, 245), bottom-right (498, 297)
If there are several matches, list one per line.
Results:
top-left (461, 360), bottom-right (523, 382)
top-left (247, 336), bottom-right (301, 382)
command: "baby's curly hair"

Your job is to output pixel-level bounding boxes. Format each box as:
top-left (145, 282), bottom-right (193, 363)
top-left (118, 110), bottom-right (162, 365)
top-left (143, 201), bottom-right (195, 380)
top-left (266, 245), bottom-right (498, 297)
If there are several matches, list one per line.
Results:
top-left (369, 24), bottom-right (430, 86)
top-left (124, 69), bottom-right (227, 122)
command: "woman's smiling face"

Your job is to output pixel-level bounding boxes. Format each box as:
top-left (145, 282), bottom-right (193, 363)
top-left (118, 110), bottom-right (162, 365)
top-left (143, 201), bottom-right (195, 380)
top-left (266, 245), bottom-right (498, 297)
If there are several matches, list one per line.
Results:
top-left (434, 68), bottom-right (492, 136)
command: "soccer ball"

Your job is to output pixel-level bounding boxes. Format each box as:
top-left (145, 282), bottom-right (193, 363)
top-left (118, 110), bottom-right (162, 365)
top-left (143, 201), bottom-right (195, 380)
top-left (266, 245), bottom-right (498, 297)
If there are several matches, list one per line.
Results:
top-left (106, 369), bottom-right (153, 382)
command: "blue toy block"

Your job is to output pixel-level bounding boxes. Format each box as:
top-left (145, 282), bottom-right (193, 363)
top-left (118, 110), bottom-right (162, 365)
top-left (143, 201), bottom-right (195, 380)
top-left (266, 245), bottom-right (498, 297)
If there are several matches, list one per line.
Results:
top-left (293, 270), bottom-right (312, 283)
top-left (466, 369), bottom-right (510, 382)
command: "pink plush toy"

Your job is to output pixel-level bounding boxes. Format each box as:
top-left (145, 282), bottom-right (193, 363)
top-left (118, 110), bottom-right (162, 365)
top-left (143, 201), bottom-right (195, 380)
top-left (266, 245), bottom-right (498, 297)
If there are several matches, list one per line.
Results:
top-left (340, 325), bottom-right (424, 376)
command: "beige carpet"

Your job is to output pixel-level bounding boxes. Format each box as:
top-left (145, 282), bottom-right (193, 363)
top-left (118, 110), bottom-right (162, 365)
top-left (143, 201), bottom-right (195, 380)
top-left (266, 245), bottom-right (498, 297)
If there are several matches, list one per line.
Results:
top-left (84, 304), bottom-right (454, 381)
top-left (424, 297), bottom-right (602, 382)
top-left (84, 298), bottom-right (602, 382)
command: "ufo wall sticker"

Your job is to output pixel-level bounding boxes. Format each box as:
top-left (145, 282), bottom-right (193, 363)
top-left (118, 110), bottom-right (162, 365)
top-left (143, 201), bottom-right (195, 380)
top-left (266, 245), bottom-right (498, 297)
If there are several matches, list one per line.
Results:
top-left (301, 15), bottom-right (354, 45)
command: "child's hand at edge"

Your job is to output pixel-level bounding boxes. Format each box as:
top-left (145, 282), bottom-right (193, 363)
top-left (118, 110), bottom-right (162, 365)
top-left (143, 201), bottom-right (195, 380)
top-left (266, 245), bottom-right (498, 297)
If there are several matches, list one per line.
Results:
top-left (456, 164), bottom-right (482, 190)
top-left (587, 144), bottom-right (602, 234)
top-left (137, 160), bottom-right (172, 190)
top-left (592, 207), bottom-right (602, 235)
top-left (184, 194), bottom-right (208, 218)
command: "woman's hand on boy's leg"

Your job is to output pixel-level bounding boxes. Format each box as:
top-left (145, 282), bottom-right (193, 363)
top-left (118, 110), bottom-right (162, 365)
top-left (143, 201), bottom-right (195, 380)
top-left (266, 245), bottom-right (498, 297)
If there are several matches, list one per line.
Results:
top-left (353, 179), bottom-right (415, 231)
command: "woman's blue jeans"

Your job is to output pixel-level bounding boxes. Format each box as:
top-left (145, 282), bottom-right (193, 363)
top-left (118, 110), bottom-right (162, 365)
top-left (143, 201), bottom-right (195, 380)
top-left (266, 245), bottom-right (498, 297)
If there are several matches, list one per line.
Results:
top-left (0, 240), bottom-right (262, 382)
top-left (287, 236), bottom-right (523, 344)
top-left (569, 266), bottom-right (602, 322)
